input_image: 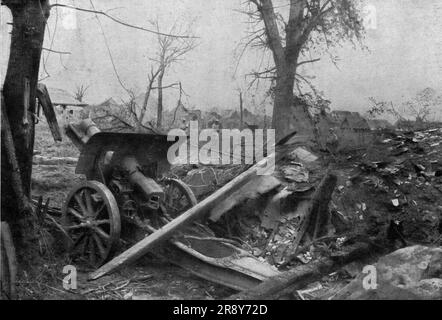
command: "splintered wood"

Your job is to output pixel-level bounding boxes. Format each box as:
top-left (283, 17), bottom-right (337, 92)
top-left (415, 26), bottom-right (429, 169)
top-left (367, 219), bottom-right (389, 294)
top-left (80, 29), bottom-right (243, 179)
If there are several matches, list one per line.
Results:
top-left (36, 83), bottom-right (62, 142)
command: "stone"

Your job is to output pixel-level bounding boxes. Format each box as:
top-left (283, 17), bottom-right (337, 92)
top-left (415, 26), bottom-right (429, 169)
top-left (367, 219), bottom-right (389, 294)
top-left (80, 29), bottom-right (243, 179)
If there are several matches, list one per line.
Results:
top-left (334, 245), bottom-right (442, 300)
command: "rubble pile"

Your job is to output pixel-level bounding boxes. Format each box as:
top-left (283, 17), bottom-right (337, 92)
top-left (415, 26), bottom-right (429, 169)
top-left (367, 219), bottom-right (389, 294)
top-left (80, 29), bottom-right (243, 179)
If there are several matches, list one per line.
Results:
top-left (171, 128), bottom-right (442, 279)
top-left (178, 146), bottom-right (335, 269)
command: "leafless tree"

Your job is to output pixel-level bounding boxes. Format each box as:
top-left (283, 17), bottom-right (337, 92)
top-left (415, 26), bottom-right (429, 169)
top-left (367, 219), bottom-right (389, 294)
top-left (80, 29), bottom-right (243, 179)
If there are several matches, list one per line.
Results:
top-left (366, 98), bottom-right (405, 121)
top-left (403, 87), bottom-right (441, 123)
top-left (109, 20), bottom-right (197, 131)
top-left (99, 67), bottom-right (179, 133)
top-left (150, 20), bottom-right (197, 128)
top-left (73, 84), bottom-right (90, 103)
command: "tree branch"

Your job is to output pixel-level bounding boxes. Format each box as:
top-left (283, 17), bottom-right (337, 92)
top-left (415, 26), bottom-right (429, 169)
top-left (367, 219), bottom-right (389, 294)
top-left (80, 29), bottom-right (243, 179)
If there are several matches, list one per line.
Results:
top-left (42, 47), bottom-right (71, 55)
top-left (151, 82), bottom-right (180, 90)
top-left (50, 4), bottom-right (198, 39)
top-left (139, 66), bottom-right (161, 127)
top-left (252, 0), bottom-right (286, 70)
top-left (297, 58), bottom-right (320, 67)
top-left (246, 66), bottom-right (277, 79)
top-left (285, 0), bottom-right (307, 60)
top-left (302, 0), bottom-right (334, 41)
top-left (99, 111), bottom-right (134, 129)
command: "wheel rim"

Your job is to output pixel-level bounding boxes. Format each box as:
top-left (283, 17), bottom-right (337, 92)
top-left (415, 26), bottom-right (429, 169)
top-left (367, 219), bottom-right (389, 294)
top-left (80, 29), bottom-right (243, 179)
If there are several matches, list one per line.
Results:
top-left (162, 179), bottom-right (197, 219)
top-left (62, 181), bottom-right (120, 267)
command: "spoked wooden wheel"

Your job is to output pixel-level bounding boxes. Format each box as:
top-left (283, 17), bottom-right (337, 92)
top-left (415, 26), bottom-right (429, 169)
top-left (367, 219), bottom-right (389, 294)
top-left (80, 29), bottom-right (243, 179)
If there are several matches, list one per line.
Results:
top-left (62, 181), bottom-right (121, 267)
top-left (162, 179), bottom-right (197, 219)
top-left (1, 222), bottom-right (17, 300)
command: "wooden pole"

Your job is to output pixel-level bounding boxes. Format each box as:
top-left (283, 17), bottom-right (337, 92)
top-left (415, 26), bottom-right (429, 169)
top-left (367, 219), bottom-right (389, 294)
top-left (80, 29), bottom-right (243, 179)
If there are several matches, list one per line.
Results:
top-left (239, 91), bottom-right (244, 130)
top-left (36, 83), bottom-right (62, 142)
top-left (89, 152), bottom-right (276, 280)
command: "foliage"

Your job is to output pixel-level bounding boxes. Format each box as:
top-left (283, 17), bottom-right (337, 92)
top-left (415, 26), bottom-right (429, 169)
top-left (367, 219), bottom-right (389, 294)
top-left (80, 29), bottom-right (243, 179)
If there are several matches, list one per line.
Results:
top-left (299, 91), bottom-right (331, 113)
top-left (403, 87), bottom-right (442, 122)
top-left (367, 88), bottom-right (442, 123)
top-left (242, 0), bottom-right (365, 94)
top-left (73, 84), bottom-right (90, 103)
top-left (366, 97), bottom-right (402, 120)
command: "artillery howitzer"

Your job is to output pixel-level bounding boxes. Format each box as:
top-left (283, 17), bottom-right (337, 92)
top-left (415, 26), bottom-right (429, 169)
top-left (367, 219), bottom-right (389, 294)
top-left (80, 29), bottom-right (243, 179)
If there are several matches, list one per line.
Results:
top-left (62, 120), bottom-right (279, 291)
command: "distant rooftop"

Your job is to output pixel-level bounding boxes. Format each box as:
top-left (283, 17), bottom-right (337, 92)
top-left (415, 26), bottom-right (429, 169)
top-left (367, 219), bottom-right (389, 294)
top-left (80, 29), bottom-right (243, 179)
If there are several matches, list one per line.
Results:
top-left (46, 87), bottom-right (88, 107)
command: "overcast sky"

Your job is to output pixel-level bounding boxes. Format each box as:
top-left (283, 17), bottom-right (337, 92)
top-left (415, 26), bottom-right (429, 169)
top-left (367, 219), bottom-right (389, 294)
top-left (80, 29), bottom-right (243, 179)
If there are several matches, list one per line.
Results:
top-left (1, 0), bottom-right (442, 118)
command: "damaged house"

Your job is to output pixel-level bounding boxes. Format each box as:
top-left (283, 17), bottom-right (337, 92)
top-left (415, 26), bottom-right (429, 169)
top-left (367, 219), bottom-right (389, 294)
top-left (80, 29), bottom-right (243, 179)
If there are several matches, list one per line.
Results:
top-left (46, 87), bottom-right (88, 128)
top-left (315, 110), bottom-right (375, 151)
top-left (367, 119), bottom-right (396, 131)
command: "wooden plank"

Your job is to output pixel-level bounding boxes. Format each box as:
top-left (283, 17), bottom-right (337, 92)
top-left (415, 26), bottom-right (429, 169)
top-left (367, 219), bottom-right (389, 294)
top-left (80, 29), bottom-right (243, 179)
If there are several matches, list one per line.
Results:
top-left (36, 83), bottom-right (62, 142)
top-left (89, 152), bottom-right (276, 280)
top-left (33, 155), bottom-right (78, 166)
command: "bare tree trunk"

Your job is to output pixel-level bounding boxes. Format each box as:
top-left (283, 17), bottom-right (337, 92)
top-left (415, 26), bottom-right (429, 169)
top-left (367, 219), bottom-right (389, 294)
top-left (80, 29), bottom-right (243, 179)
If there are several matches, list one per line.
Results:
top-left (157, 69), bottom-right (164, 128)
top-left (253, 0), bottom-right (316, 142)
top-left (138, 68), bottom-right (160, 131)
top-left (272, 71), bottom-right (294, 139)
top-left (239, 91), bottom-right (244, 130)
top-left (272, 70), bottom-right (315, 142)
top-left (1, 0), bottom-right (50, 222)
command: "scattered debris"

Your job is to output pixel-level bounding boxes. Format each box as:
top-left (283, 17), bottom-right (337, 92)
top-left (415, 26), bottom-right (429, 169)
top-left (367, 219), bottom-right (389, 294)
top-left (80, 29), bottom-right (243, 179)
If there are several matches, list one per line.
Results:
top-left (27, 119), bottom-right (442, 300)
top-left (230, 242), bottom-right (381, 300)
top-left (289, 147), bottom-right (319, 163)
top-left (281, 164), bottom-right (310, 183)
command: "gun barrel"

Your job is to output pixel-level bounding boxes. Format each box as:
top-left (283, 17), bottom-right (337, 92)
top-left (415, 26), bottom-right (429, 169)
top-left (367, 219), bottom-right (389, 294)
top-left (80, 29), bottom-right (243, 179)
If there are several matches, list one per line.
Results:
top-left (65, 119), bottom-right (101, 150)
top-left (121, 156), bottom-right (164, 210)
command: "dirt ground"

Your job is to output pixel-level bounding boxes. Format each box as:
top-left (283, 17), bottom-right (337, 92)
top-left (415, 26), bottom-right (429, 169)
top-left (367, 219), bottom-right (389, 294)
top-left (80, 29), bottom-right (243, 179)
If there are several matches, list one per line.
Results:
top-left (21, 122), bottom-right (441, 300)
